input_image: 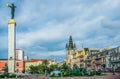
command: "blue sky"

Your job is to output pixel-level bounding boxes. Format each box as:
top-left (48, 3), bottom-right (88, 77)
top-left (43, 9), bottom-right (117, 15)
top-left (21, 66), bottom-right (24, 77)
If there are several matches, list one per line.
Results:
top-left (0, 0), bottom-right (120, 62)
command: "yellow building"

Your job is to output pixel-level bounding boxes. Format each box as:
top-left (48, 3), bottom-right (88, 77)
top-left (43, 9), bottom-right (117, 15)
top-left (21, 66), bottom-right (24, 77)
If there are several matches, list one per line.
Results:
top-left (58, 61), bottom-right (66, 67)
top-left (65, 35), bottom-right (100, 69)
top-left (25, 59), bottom-right (56, 71)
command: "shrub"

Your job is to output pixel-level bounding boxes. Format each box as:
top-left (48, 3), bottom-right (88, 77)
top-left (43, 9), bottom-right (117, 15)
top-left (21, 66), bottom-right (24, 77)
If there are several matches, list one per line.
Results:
top-left (96, 70), bottom-right (101, 75)
top-left (87, 70), bottom-right (96, 76)
top-left (87, 70), bottom-right (92, 76)
top-left (82, 68), bottom-right (87, 75)
top-left (78, 72), bottom-right (83, 76)
top-left (9, 74), bottom-right (16, 78)
top-left (0, 74), bottom-right (5, 78)
top-left (63, 72), bottom-right (70, 76)
top-left (92, 70), bottom-right (96, 75)
top-left (82, 68), bottom-right (87, 73)
top-left (17, 75), bottom-right (24, 78)
top-left (68, 72), bottom-right (72, 76)
top-left (72, 72), bottom-right (76, 76)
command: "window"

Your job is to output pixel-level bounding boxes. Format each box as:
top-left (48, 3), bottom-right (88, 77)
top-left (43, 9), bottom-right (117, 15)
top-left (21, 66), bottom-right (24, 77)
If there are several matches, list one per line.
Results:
top-left (16, 69), bottom-right (19, 73)
top-left (16, 62), bottom-right (19, 66)
top-left (5, 63), bottom-right (7, 66)
top-left (9, 57), bottom-right (13, 60)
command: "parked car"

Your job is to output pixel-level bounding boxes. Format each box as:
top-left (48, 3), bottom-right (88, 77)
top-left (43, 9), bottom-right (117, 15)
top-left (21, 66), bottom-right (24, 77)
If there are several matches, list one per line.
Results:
top-left (115, 67), bottom-right (120, 73)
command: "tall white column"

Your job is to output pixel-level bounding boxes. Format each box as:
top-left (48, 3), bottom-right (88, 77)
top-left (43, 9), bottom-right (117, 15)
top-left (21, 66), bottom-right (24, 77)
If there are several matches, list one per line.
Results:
top-left (8, 19), bottom-right (16, 73)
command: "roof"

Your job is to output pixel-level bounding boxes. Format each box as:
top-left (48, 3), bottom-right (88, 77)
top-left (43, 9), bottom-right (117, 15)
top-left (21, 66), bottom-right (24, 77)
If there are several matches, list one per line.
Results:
top-left (16, 49), bottom-right (21, 50)
top-left (25, 59), bottom-right (55, 62)
top-left (25, 59), bottom-right (40, 62)
top-left (0, 59), bottom-right (7, 60)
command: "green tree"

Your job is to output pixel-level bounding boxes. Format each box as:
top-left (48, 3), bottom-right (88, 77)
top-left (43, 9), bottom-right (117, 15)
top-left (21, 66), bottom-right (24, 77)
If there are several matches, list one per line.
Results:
top-left (60, 63), bottom-right (71, 72)
top-left (38, 64), bottom-right (46, 74)
top-left (73, 64), bottom-right (79, 72)
top-left (29, 65), bottom-right (39, 74)
top-left (49, 64), bottom-right (58, 72)
top-left (3, 66), bottom-right (8, 77)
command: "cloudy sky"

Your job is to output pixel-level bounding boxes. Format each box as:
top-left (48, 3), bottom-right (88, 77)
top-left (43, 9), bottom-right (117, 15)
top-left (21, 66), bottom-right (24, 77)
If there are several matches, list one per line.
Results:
top-left (0, 0), bottom-right (120, 62)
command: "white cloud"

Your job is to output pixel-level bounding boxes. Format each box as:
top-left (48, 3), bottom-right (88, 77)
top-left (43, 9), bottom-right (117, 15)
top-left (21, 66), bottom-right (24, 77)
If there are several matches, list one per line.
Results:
top-left (0, 36), bottom-right (8, 50)
top-left (29, 49), bottom-right (66, 58)
top-left (0, 0), bottom-right (120, 61)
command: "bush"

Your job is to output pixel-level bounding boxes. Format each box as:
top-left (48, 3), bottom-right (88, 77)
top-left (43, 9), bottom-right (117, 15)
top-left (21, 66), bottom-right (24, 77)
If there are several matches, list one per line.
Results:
top-left (96, 70), bottom-right (101, 75)
top-left (9, 74), bottom-right (16, 78)
top-left (68, 72), bottom-right (72, 76)
top-left (0, 74), bottom-right (5, 78)
top-left (82, 68), bottom-right (87, 73)
top-left (72, 72), bottom-right (76, 76)
top-left (63, 72), bottom-right (70, 76)
top-left (87, 70), bottom-right (92, 76)
top-left (78, 72), bottom-right (83, 76)
top-left (17, 75), bottom-right (24, 78)
top-left (87, 70), bottom-right (96, 76)
top-left (92, 70), bottom-right (96, 75)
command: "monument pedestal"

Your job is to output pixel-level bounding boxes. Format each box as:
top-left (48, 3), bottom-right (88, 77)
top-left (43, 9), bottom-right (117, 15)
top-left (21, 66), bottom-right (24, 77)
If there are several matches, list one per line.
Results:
top-left (8, 19), bottom-right (16, 73)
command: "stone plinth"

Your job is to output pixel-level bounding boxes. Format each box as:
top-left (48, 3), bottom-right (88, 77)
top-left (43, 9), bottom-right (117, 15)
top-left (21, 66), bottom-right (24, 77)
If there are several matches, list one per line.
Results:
top-left (8, 19), bottom-right (16, 73)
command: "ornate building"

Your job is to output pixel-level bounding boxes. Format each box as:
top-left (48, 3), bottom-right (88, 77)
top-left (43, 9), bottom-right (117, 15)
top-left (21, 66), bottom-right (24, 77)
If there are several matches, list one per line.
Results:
top-left (65, 35), bottom-right (100, 69)
top-left (66, 35), bottom-right (78, 68)
top-left (108, 46), bottom-right (120, 70)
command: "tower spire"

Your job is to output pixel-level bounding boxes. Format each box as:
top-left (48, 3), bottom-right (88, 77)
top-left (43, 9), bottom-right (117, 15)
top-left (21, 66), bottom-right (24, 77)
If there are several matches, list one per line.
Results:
top-left (66, 43), bottom-right (69, 50)
top-left (69, 35), bottom-right (73, 49)
top-left (74, 43), bottom-right (76, 49)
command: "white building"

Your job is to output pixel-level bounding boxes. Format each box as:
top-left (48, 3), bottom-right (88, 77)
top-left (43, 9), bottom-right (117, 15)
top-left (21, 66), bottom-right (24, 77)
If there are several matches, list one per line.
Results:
top-left (24, 56), bottom-right (29, 60)
top-left (16, 49), bottom-right (24, 60)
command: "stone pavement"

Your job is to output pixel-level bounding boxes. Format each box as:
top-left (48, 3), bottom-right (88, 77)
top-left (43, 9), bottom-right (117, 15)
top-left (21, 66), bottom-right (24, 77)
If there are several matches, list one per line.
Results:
top-left (2, 73), bottom-right (119, 79)
top-left (24, 75), bottom-right (49, 79)
top-left (51, 73), bottom-right (120, 79)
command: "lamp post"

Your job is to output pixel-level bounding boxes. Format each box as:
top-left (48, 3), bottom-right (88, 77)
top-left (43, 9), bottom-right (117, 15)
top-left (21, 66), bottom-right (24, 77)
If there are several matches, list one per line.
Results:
top-left (112, 64), bottom-right (115, 75)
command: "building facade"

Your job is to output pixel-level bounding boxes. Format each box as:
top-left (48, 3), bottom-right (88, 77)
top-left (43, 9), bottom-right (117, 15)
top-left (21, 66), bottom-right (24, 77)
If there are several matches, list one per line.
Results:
top-left (0, 59), bottom-right (25, 73)
top-left (25, 59), bottom-right (56, 72)
top-left (24, 56), bottom-right (29, 60)
top-left (66, 35), bottom-right (78, 68)
top-left (65, 35), bottom-right (101, 69)
top-left (16, 49), bottom-right (24, 60)
top-left (108, 46), bottom-right (120, 70)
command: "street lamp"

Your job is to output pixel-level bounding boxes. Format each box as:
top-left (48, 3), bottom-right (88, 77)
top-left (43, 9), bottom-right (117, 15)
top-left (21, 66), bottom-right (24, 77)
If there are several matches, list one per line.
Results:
top-left (112, 64), bottom-right (115, 75)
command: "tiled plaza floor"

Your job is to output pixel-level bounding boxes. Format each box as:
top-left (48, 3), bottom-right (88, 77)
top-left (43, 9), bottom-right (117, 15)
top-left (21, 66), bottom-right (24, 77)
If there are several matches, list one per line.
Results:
top-left (4, 73), bottom-right (119, 79)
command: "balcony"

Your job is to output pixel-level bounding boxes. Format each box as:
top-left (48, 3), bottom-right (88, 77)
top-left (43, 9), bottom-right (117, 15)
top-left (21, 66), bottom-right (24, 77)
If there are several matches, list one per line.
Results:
top-left (85, 59), bottom-right (92, 62)
top-left (80, 60), bottom-right (84, 62)
top-left (95, 62), bottom-right (102, 65)
top-left (110, 60), bottom-right (120, 63)
top-left (95, 57), bottom-right (101, 60)
top-left (73, 56), bottom-right (77, 59)
top-left (87, 64), bottom-right (91, 67)
top-left (79, 55), bottom-right (84, 58)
